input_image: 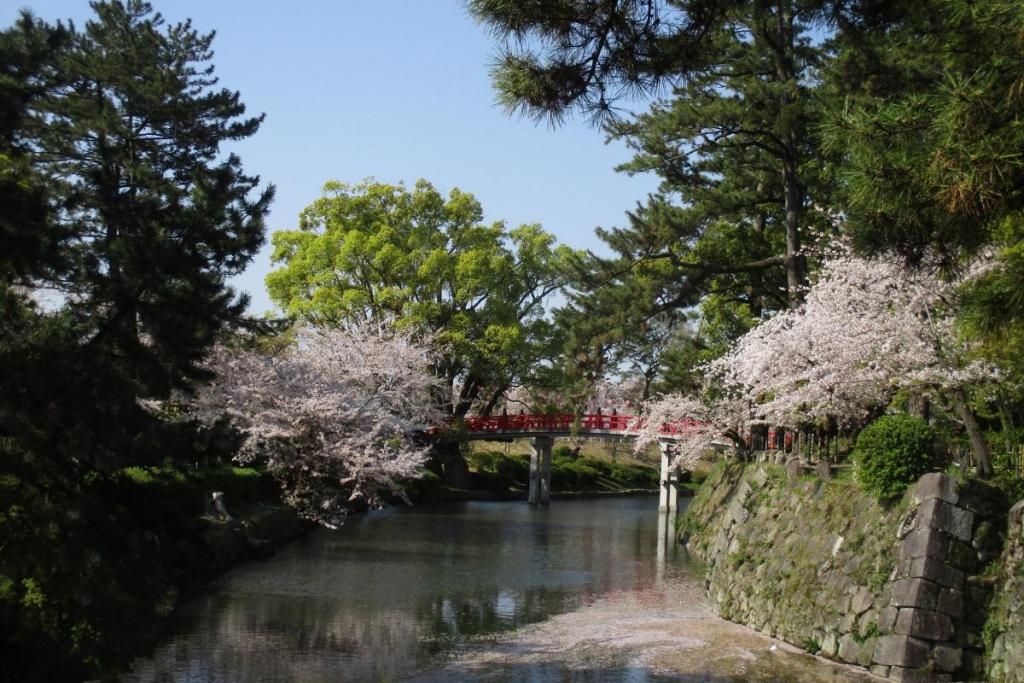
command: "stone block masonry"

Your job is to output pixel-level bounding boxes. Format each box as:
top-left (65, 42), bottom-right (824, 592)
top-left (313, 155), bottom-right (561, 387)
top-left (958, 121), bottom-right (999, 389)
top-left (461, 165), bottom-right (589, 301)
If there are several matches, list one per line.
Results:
top-left (681, 463), bottom-right (1008, 681)
top-left (986, 499), bottom-right (1024, 682)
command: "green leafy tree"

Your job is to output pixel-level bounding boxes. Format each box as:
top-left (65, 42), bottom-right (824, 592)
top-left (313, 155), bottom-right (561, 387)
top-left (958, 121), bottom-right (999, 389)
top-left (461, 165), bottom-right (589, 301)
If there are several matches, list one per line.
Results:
top-left (267, 178), bottom-right (574, 420)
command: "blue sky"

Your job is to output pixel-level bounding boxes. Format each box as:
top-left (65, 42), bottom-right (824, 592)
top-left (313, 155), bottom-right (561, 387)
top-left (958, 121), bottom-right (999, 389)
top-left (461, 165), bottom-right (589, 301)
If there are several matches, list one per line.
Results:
top-left (7, 1), bottom-right (660, 313)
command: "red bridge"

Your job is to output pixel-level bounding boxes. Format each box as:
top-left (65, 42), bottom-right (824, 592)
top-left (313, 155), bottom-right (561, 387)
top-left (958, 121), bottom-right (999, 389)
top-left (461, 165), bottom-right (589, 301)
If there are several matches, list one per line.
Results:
top-left (461, 413), bottom-right (703, 510)
top-left (462, 413), bottom-right (703, 440)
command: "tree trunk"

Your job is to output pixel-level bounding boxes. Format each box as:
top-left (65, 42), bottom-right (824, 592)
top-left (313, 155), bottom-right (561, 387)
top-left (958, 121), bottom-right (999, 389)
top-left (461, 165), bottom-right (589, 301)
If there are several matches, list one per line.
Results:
top-left (642, 369), bottom-right (655, 401)
top-left (908, 392), bottom-right (931, 422)
top-left (430, 438), bottom-right (470, 489)
top-left (996, 394), bottom-right (1016, 455)
top-left (782, 155), bottom-right (803, 307)
top-left (769, 4), bottom-right (804, 307)
top-left (478, 384), bottom-right (509, 417)
top-left (948, 386), bottom-right (993, 478)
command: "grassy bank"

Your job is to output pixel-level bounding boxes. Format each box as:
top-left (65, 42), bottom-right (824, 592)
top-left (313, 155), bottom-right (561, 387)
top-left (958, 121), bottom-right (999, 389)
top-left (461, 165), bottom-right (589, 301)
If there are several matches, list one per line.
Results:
top-left (116, 463), bottom-right (312, 580)
top-left (409, 442), bottom-right (663, 502)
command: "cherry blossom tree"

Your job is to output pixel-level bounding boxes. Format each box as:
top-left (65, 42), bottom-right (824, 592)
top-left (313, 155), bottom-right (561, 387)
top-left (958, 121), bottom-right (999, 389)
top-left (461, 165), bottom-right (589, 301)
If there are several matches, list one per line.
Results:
top-left (642, 243), bottom-right (997, 475)
top-left (192, 323), bottom-right (440, 527)
top-left (587, 375), bottom-right (646, 414)
top-left (490, 374), bottom-right (642, 416)
top-left (635, 395), bottom-right (745, 471)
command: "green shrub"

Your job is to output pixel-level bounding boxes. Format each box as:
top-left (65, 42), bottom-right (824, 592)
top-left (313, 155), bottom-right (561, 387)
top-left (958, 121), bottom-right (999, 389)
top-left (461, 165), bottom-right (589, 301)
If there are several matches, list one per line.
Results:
top-left (119, 464), bottom-right (278, 512)
top-left (551, 459), bottom-right (603, 490)
top-left (119, 465), bottom-right (204, 515)
top-left (589, 459), bottom-right (613, 477)
top-left (466, 450), bottom-right (501, 473)
top-left (495, 454), bottom-right (530, 483)
top-left (198, 466), bottom-right (274, 503)
top-left (984, 429), bottom-right (1024, 500)
top-left (608, 463), bottom-right (657, 488)
top-left (552, 445), bottom-right (577, 461)
top-left (550, 461), bottom-right (578, 488)
top-left (854, 414), bottom-right (937, 501)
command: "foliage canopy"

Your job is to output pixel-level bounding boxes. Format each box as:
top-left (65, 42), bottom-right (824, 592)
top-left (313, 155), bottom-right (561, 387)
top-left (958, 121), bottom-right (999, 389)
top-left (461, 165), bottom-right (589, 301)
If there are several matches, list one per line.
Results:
top-left (267, 178), bottom-right (575, 418)
top-left (0, 2), bottom-right (272, 678)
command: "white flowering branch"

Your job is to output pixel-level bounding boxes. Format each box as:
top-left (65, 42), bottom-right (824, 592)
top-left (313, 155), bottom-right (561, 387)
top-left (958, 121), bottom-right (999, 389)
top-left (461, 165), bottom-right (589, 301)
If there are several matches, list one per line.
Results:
top-left (191, 323), bottom-right (440, 528)
top-left (641, 240), bottom-right (994, 471)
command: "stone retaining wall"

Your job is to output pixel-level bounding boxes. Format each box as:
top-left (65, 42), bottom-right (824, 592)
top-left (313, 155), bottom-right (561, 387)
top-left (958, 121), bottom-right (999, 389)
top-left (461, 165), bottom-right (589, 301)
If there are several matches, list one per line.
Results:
top-left (986, 500), bottom-right (1024, 682)
top-left (681, 462), bottom-right (1007, 681)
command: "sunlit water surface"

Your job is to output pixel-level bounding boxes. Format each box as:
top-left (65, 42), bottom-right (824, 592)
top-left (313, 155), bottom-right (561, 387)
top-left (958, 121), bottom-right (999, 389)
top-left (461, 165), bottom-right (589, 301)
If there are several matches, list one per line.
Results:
top-left (123, 496), bottom-right (871, 683)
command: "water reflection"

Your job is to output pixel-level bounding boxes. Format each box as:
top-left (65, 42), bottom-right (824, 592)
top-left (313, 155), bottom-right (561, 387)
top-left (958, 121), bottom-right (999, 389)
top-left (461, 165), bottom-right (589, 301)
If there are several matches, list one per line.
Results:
top-left (125, 497), bottom-right (682, 683)
top-left (656, 508), bottom-right (676, 585)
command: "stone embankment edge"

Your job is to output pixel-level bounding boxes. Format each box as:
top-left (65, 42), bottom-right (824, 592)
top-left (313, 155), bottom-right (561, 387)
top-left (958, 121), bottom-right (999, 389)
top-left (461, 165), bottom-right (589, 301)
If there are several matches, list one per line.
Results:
top-left (985, 499), bottom-right (1024, 682)
top-left (682, 463), bottom-right (1008, 682)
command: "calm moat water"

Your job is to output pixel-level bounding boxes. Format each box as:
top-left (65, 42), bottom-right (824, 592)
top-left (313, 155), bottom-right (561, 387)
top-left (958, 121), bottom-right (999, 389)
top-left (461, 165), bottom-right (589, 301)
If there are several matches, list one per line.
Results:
top-left (124, 496), bottom-right (873, 683)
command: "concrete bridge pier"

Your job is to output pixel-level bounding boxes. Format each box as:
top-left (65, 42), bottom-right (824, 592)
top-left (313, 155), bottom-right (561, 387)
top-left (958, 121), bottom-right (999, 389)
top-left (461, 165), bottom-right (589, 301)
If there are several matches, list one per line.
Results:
top-left (658, 441), bottom-right (679, 512)
top-left (528, 436), bottom-right (554, 505)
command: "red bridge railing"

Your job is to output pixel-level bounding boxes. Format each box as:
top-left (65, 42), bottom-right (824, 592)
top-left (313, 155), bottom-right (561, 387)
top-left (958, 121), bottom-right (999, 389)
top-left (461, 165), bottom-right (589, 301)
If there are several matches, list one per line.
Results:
top-left (462, 413), bottom-right (704, 437)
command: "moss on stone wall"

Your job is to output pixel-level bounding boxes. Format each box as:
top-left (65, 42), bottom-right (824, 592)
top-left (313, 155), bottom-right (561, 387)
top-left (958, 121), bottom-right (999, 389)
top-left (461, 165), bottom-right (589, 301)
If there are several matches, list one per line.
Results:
top-left (986, 500), bottom-right (1024, 682)
top-left (683, 463), bottom-right (903, 670)
top-left (681, 462), bottom-right (1008, 681)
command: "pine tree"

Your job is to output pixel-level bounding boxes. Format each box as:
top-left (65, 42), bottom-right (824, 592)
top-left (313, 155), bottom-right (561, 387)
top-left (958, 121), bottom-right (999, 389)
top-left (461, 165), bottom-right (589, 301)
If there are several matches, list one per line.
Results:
top-left (29, 0), bottom-right (273, 396)
top-left (824, 0), bottom-right (1024, 343)
top-left (470, 1), bottom-right (895, 310)
top-left (825, 0), bottom-right (1024, 269)
top-left (0, 12), bottom-right (68, 286)
top-left (0, 7), bottom-right (274, 675)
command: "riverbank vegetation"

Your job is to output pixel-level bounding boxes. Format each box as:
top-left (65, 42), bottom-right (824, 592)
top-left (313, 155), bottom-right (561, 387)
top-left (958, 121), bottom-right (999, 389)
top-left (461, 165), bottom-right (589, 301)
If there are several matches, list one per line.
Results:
top-left (467, 446), bottom-right (659, 494)
top-left (401, 442), bottom-right (666, 502)
top-left (1, 2), bottom-right (278, 678)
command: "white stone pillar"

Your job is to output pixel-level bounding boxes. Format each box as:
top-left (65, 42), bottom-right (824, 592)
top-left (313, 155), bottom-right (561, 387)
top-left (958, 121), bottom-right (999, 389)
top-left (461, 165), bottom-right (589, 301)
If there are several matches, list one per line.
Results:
top-left (659, 441), bottom-right (671, 512)
top-left (528, 441), bottom-right (540, 505)
top-left (529, 436), bottom-right (554, 505)
top-left (659, 441), bottom-right (680, 512)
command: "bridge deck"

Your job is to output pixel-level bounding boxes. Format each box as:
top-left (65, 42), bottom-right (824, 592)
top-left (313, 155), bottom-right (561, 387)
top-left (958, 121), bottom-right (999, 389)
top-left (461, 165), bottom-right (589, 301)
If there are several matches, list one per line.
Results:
top-left (463, 413), bottom-right (703, 441)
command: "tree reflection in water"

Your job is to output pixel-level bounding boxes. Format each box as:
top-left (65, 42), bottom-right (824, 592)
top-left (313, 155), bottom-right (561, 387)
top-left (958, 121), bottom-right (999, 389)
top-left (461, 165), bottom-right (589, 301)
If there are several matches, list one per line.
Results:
top-left (124, 497), bottom-right (684, 682)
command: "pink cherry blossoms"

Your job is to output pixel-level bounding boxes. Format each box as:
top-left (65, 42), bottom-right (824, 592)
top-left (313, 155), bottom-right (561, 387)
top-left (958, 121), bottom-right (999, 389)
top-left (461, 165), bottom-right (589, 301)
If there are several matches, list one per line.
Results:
top-left (642, 244), bottom-right (993, 470)
top-left (192, 323), bottom-right (440, 528)
top-left (586, 375), bottom-right (647, 413)
top-left (635, 394), bottom-right (741, 471)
